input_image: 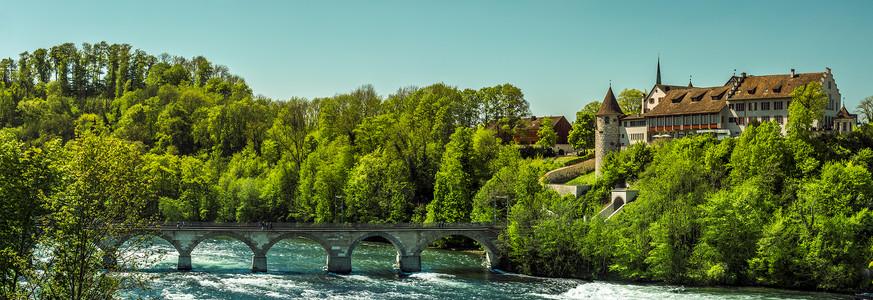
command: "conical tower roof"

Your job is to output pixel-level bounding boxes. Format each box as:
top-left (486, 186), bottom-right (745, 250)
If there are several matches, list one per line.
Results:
top-left (596, 87), bottom-right (624, 116)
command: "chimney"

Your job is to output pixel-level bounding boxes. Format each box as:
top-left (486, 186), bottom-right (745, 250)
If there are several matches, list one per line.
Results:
top-left (531, 116), bottom-right (537, 121)
top-left (826, 67), bottom-right (831, 74)
top-left (741, 72), bottom-right (746, 78)
top-left (790, 69), bottom-right (795, 78)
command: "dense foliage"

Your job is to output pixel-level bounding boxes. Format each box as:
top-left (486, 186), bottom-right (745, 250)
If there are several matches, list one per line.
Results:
top-left (502, 88), bottom-right (873, 291)
top-left (0, 42), bottom-right (552, 227)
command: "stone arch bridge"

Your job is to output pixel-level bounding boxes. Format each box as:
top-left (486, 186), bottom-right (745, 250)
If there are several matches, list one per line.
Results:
top-left (102, 223), bottom-right (503, 273)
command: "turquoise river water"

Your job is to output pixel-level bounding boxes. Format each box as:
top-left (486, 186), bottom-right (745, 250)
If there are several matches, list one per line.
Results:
top-left (118, 236), bottom-right (857, 299)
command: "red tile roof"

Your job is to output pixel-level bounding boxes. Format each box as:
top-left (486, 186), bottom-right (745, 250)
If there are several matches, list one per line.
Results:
top-left (728, 72), bottom-right (826, 100)
top-left (645, 86), bottom-right (731, 116)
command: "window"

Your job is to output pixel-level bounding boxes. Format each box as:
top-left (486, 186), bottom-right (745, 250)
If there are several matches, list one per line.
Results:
top-left (736, 103), bottom-right (745, 111)
top-left (774, 101), bottom-right (783, 110)
top-left (624, 121), bottom-right (627, 127)
top-left (754, 103), bottom-right (758, 111)
top-left (684, 115), bottom-right (691, 125)
top-left (738, 117), bottom-right (745, 125)
top-left (762, 102), bottom-right (770, 110)
top-left (729, 103), bottom-right (734, 110)
top-left (693, 115), bottom-right (700, 125)
top-left (763, 116), bottom-right (770, 122)
top-left (604, 117), bottom-right (609, 124)
top-left (674, 116), bottom-right (681, 126)
top-left (728, 117), bottom-right (736, 123)
top-left (775, 115), bottom-right (783, 124)
top-left (649, 98), bottom-right (654, 104)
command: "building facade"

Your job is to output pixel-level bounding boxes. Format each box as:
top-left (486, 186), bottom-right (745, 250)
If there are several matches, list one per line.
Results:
top-left (594, 63), bottom-right (852, 175)
top-left (618, 66), bottom-right (844, 147)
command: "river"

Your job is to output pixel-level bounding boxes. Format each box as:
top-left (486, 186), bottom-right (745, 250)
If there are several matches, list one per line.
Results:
top-left (119, 236), bottom-right (853, 299)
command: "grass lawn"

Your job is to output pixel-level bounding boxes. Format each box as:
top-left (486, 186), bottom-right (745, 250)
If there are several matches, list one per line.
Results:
top-left (564, 171), bottom-right (596, 185)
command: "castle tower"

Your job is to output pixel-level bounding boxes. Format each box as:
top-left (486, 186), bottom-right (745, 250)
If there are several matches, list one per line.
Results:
top-left (595, 87), bottom-right (624, 177)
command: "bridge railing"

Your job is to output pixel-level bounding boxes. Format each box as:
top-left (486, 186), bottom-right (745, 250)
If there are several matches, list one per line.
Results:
top-left (155, 221), bottom-right (504, 230)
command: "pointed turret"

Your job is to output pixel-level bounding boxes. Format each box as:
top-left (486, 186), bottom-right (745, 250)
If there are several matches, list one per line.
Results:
top-left (596, 87), bottom-right (624, 116)
top-left (594, 87), bottom-right (623, 177)
top-left (656, 57), bottom-right (662, 85)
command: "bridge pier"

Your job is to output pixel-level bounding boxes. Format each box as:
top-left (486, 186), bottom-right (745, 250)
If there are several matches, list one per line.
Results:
top-left (397, 254), bottom-right (421, 272)
top-left (486, 252), bottom-right (501, 270)
top-left (252, 255), bottom-right (267, 272)
top-left (178, 254), bottom-right (192, 271)
top-left (326, 254), bottom-right (351, 273)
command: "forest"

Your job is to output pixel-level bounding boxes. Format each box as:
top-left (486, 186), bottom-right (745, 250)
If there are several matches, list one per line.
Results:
top-left (0, 42), bottom-right (552, 225)
top-left (1, 42), bottom-right (871, 296)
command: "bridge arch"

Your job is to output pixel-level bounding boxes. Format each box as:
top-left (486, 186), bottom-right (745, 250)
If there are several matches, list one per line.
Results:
top-left (414, 230), bottom-right (501, 269)
top-left (186, 231), bottom-right (260, 257)
top-left (113, 232), bottom-right (183, 256)
top-left (261, 232), bottom-right (331, 255)
top-left (347, 231), bottom-right (406, 258)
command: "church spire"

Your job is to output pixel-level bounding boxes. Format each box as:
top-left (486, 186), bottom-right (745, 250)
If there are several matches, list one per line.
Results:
top-left (656, 54), bottom-right (662, 85)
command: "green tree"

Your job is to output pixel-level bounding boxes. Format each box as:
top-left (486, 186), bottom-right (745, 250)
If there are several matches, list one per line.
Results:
top-left (536, 116), bottom-right (557, 149)
top-left (580, 101), bottom-right (601, 117)
top-left (30, 48), bottom-right (51, 84)
top-left (479, 84), bottom-right (531, 129)
top-left (0, 133), bottom-right (62, 299)
top-left (0, 58), bottom-right (15, 86)
top-left (30, 128), bottom-right (158, 299)
top-left (787, 82), bottom-right (828, 139)
top-left (568, 108), bottom-right (595, 150)
top-left (427, 127), bottom-right (476, 223)
top-left (194, 57), bottom-right (213, 87)
top-left (616, 88), bottom-right (644, 115)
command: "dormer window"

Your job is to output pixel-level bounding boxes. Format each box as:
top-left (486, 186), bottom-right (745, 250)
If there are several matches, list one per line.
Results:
top-left (692, 95), bottom-right (703, 102)
top-left (712, 95), bottom-right (721, 100)
top-left (771, 85), bottom-right (782, 93)
top-left (747, 87), bottom-right (757, 94)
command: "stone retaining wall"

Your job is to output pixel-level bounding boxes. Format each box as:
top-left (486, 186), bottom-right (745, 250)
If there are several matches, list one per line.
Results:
top-left (540, 158), bottom-right (595, 184)
top-left (545, 184), bottom-right (591, 198)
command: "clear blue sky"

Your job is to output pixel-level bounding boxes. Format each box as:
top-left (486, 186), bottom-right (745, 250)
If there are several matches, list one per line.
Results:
top-left (1, 0), bottom-right (871, 121)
